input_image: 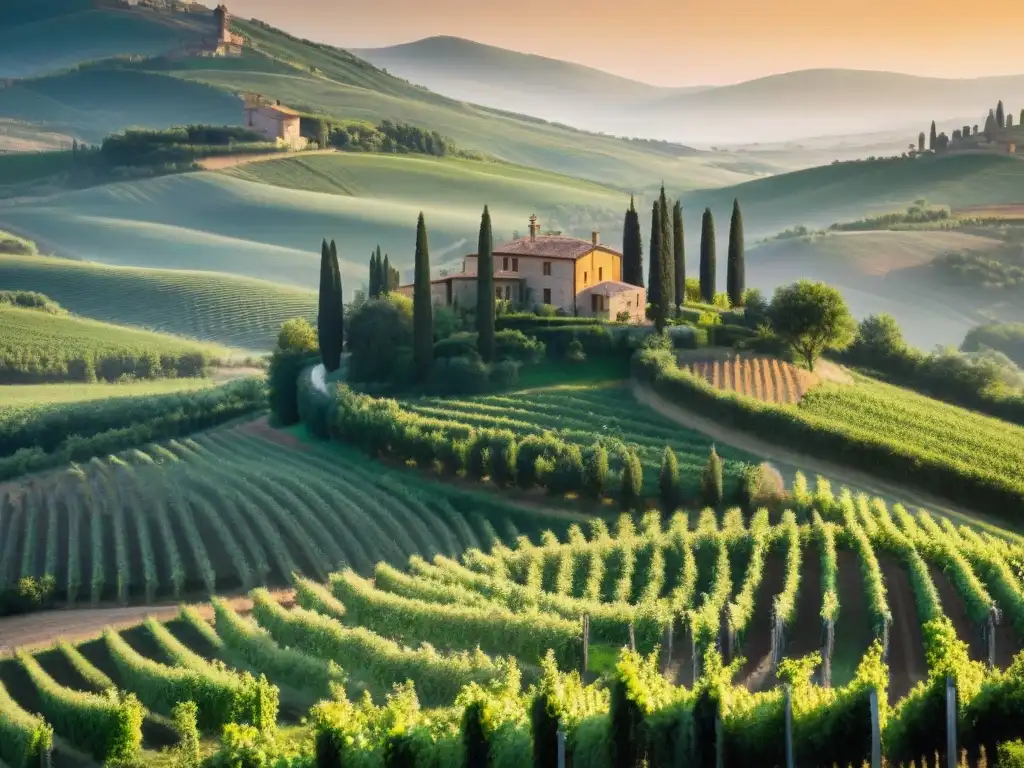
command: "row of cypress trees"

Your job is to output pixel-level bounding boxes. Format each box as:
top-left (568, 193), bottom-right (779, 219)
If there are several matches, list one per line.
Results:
top-left (621, 194), bottom-right (746, 330)
top-left (317, 239), bottom-right (344, 373)
top-left (368, 245), bottom-right (400, 299)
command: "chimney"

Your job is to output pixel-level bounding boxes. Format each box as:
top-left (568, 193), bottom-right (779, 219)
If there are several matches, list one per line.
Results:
top-left (592, 231), bottom-right (599, 246)
top-left (528, 214), bottom-right (538, 242)
top-left (276, 99), bottom-right (281, 106)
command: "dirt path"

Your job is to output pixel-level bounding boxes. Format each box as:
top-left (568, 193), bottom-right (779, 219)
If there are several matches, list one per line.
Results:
top-left (0, 590), bottom-right (293, 655)
top-left (878, 556), bottom-right (926, 702)
top-left (631, 383), bottom-right (1008, 533)
top-left (197, 148), bottom-right (337, 171)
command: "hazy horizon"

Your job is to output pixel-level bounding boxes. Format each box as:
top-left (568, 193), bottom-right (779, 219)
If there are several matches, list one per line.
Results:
top-left (224, 0), bottom-right (1023, 86)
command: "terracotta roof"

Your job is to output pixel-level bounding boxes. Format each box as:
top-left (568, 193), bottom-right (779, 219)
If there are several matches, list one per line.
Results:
top-left (582, 280), bottom-right (645, 296)
top-left (493, 235), bottom-right (621, 260)
top-left (247, 103), bottom-right (301, 117)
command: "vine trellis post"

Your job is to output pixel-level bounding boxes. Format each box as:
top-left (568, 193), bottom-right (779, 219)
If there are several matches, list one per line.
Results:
top-left (557, 726), bottom-right (566, 768)
top-left (881, 616), bottom-right (891, 663)
top-left (946, 675), bottom-right (957, 768)
top-left (661, 622), bottom-right (674, 678)
top-left (869, 688), bottom-right (882, 768)
top-left (984, 604), bottom-right (1000, 669)
top-left (784, 684), bottom-right (795, 768)
top-left (770, 602), bottom-right (786, 674)
top-left (581, 614), bottom-right (590, 678)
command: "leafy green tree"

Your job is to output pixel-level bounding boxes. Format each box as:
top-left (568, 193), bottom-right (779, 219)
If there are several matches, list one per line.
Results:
top-left (278, 318), bottom-right (318, 355)
top-left (929, 120), bottom-right (937, 150)
top-left (476, 205), bottom-right (496, 363)
top-left (997, 100), bottom-right (1006, 129)
top-left (849, 313), bottom-right (907, 362)
top-left (619, 449), bottom-right (643, 510)
top-left (647, 200), bottom-right (663, 321)
top-left (672, 200), bottom-right (685, 313)
top-left (347, 294), bottom-right (414, 383)
top-left (583, 442), bottom-right (609, 500)
top-left (700, 446), bottom-right (724, 509)
top-left (768, 280), bottom-right (857, 371)
top-left (659, 446), bottom-right (681, 512)
top-left (699, 208), bottom-right (716, 304)
top-left (659, 186), bottom-right (675, 315)
top-left (622, 196), bottom-right (644, 287)
top-left (726, 199), bottom-right (745, 307)
top-left (412, 212), bottom-right (434, 381)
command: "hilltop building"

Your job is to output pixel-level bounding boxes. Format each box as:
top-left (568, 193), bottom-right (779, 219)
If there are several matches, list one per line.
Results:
top-left (398, 214), bottom-right (647, 322)
top-left (243, 96), bottom-right (304, 148)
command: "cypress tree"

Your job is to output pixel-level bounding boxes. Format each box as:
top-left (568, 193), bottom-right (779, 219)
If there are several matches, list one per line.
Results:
top-left (369, 250), bottom-right (379, 299)
top-left (1020, 109), bottom-right (1023, 128)
top-left (659, 186), bottom-right (674, 315)
top-left (317, 239), bottom-right (332, 369)
top-left (476, 205), bottom-right (495, 363)
top-left (619, 449), bottom-right (643, 510)
top-left (622, 196), bottom-right (644, 287)
top-left (381, 254), bottom-right (392, 296)
top-left (997, 100), bottom-right (1005, 129)
top-left (700, 445), bottom-right (724, 509)
top-left (329, 239), bottom-right (344, 368)
top-left (929, 120), bottom-right (937, 150)
top-left (918, 132), bottom-right (925, 152)
top-left (727, 199), bottom-right (745, 307)
top-left (699, 208), bottom-right (716, 305)
top-left (648, 201), bottom-right (663, 328)
top-left (412, 212), bottom-right (433, 380)
top-left (659, 446), bottom-right (680, 513)
top-left (672, 200), bottom-right (685, 311)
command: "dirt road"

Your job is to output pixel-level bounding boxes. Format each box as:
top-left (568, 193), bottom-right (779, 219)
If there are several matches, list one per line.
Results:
top-left (631, 382), bottom-right (1010, 533)
top-left (197, 148), bottom-right (337, 171)
top-left (0, 590), bottom-right (293, 655)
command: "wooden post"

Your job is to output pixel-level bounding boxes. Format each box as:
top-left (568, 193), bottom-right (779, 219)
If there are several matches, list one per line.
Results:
top-left (987, 607), bottom-right (998, 670)
top-left (822, 619), bottom-right (834, 688)
top-left (946, 675), bottom-right (957, 768)
top-left (784, 684), bottom-right (795, 768)
top-left (581, 614), bottom-right (590, 677)
top-left (629, 622), bottom-right (636, 652)
top-left (715, 712), bottom-right (724, 768)
top-left (869, 688), bottom-right (881, 768)
top-left (557, 727), bottom-right (566, 768)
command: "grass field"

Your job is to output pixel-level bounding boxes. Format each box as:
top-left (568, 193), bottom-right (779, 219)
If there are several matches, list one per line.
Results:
top-left (745, 229), bottom-right (1023, 349)
top-left (2, 493), bottom-right (1023, 765)
top-left (398, 383), bottom-right (758, 499)
top-left (0, 252), bottom-right (316, 350)
top-left (0, 155), bottom-right (629, 290)
top-left (0, 378), bottom-right (220, 410)
top-left (0, 423), bottom-right (579, 608)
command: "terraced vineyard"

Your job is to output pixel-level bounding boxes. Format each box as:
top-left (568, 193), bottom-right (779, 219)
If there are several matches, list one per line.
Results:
top-left (398, 384), bottom-right (758, 498)
top-left (682, 355), bottom-right (818, 404)
top-left (0, 425), bottom-right (573, 608)
top-left (5, 484), bottom-right (1024, 766)
top-left (0, 253), bottom-right (316, 351)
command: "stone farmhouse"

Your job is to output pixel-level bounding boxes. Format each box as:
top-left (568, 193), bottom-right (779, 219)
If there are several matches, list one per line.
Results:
top-left (398, 215), bottom-right (647, 322)
top-left (243, 96), bottom-right (304, 147)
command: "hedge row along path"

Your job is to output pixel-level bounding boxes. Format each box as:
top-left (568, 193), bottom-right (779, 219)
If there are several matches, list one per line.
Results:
top-left (631, 381), bottom-right (1014, 538)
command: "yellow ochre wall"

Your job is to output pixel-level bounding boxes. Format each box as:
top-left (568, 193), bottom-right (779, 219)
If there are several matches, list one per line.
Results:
top-left (574, 248), bottom-right (621, 291)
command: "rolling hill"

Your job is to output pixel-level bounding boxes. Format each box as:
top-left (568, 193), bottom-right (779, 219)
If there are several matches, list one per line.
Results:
top-left (0, 153), bottom-right (629, 295)
top-left (0, 251), bottom-right (317, 351)
top-left (348, 36), bottom-right (1024, 146)
top-left (744, 230), bottom-right (1024, 349)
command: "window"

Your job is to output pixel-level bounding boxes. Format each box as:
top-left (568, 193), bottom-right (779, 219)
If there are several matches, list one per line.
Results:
top-left (599, 267), bottom-right (603, 281)
top-left (543, 262), bottom-right (552, 276)
top-left (583, 271), bottom-right (588, 285)
top-left (591, 294), bottom-right (605, 312)
top-left (511, 258), bottom-right (518, 272)
top-left (543, 288), bottom-right (551, 304)
top-left (502, 257), bottom-right (509, 271)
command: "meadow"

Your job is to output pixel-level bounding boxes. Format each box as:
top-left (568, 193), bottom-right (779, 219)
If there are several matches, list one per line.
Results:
top-left (0, 378), bottom-right (220, 410)
top-left (0, 156), bottom-right (628, 291)
top-left (3, 487), bottom-right (1024, 766)
top-left (0, 252), bottom-right (317, 351)
top-left (0, 424), bottom-right (579, 608)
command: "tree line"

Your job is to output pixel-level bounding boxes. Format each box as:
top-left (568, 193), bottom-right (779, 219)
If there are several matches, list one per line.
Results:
top-left (620, 192), bottom-right (746, 331)
top-left (921, 99), bottom-right (1019, 152)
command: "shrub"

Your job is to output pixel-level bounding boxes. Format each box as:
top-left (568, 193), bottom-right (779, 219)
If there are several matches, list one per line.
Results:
top-left (170, 701), bottom-right (201, 768)
top-left (434, 332), bottom-right (479, 360)
top-left (582, 442), bottom-right (609, 500)
top-left (489, 359), bottom-right (521, 390)
top-left (736, 462), bottom-right (786, 510)
top-left (495, 329), bottom-right (546, 363)
top-left (700, 446), bottom-right (724, 508)
top-left (659, 446), bottom-right (681, 512)
top-left (426, 355), bottom-right (489, 395)
top-left (347, 295), bottom-right (414, 384)
top-left (548, 443), bottom-right (584, 496)
top-left (999, 741), bottom-right (1024, 768)
top-left (566, 336), bottom-right (587, 363)
top-left (619, 448), bottom-right (644, 510)
top-left (488, 431), bottom-right (518, 487)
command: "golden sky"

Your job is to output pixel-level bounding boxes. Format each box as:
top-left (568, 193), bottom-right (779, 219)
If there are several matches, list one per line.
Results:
top-left (226, 0), bottom-right (1021, 86)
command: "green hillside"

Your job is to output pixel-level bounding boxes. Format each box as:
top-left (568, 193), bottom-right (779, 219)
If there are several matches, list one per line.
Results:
top-left (0, 252), bottom-right (316, 350)
top-left (0, 377), bottom-right (220, 410)
top-left (0, 8), bottom-right (201, 79)
top-left (0, 66), bottom-right (243, 144)
top-left (684, 153), bottom-right (1024, 239)
top-left (0, 154), bottom-right (629, 293)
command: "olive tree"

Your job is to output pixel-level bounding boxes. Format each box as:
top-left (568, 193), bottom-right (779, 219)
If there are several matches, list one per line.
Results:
top-left (767, 281), bottom-right (856, 371)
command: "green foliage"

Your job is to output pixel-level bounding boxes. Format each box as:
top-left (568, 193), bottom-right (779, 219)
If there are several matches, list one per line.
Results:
top-left (659, 446), bottom-right (681, 513)
top-left (0, 378), bottom-right (267, 481)
top-left (726, 199), bottom-right (745, 308)
top-left (16, 649), bottom-right (143, 762)
top-left (477, 206), bottom-right (496, 364)
top-left (0, 290), bottom-right (63, 314)
top-left (276, 317), bottom-right (318, 355)
top-left (699, 446), bottom-right (724, 509)
top-left (699, 208), bottom-right (717, 305)
top-left (767, 280), bottom-right (856, 370)
top-left (347, 294), bottom-right (414, 385)
top-left (673, 200), bottom-right (685, 310)
top-left (170, 701), bottom-right (201, 768)
top-left (100, 125), bottom-right (274, 166)
top-left (582, 442), bottom-right (609, 500)
top-left (0, 574), bottom-right (56, 617)
top-left (622, 196), bottom-right (644, 289)
top-left (962, 322), bottom-right (1024, 367)
top-left (0, 678), bottom-right (53, 768)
